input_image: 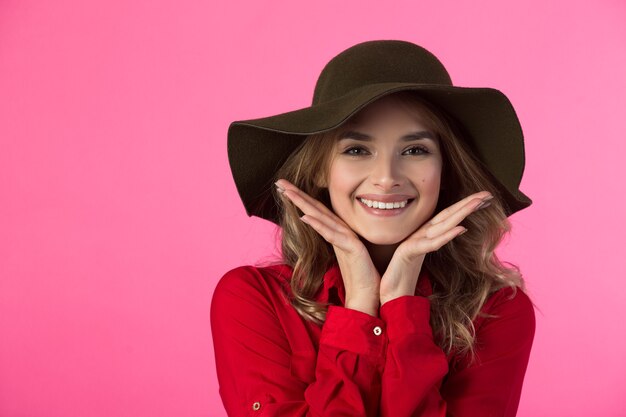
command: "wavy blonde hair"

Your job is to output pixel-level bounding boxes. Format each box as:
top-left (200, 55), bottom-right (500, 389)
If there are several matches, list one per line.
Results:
top-left (266, 91), bottom-right (529, 364)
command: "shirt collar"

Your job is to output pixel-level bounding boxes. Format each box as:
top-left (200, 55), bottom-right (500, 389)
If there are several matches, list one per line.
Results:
top-left (319, 261), bottom-right (433, 305)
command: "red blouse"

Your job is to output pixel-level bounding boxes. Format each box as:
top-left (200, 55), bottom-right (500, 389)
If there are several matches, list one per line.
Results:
top-left (210, 262), bottom-right (535, 417)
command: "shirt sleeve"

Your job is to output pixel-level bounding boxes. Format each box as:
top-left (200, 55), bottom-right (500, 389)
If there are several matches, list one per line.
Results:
top-left (210, 266), bottom-right (387, 417)
top-left (378, 286), bottom-right (535, 417)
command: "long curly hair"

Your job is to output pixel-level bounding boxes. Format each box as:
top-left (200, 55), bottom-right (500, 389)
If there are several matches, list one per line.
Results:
top-left (266, 90), bottom-right (529, 363)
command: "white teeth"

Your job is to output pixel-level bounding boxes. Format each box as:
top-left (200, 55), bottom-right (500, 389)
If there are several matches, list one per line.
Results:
top-left (359, 198), bottom-right (409, 210)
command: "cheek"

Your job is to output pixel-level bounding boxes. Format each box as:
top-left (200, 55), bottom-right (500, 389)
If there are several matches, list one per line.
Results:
top-left (328, 162), bottom-right (361, 196)
top-left (420, 170), bottom-right (441, 191)
top-left (327, 163), bottom-right (362, 219)
top-left (414, 160), bottom-right (442, 190)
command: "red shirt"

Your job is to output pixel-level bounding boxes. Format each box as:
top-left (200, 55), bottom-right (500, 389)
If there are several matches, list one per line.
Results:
top-left (210, 262), bottom-right (535, 417)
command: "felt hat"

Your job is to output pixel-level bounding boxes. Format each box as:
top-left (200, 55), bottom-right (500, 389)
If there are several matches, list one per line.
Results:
top-left (227, 39), bottom-right (532, 225)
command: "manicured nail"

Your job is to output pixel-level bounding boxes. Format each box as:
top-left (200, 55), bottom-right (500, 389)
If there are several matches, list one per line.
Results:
top-left (275, 182), bottom-right (285, 193)
top-left (475, 201), bottom-right (492, 211)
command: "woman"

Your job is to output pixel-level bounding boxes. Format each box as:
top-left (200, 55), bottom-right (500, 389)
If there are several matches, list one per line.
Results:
top-left (211, 40), bottom-right (535, 417)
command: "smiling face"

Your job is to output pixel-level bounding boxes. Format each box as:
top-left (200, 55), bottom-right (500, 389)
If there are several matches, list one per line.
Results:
top-left (326, 94), bottom-right (443, 245)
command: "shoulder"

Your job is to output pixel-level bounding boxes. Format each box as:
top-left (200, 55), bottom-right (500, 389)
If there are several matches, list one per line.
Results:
top-left (475, 284), bottom-right (536, 343)
top-left (483, 284), bottom-right (535, 320)
top-left (210, 264), bottom-right (298, 360)
top-left (211, 263), bottom-right (294, 311)
top-left (216, 263), bottom-right (292, 290)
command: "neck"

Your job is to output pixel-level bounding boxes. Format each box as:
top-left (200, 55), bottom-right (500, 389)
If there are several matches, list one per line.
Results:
top-left (361, 238), bottom-right (401, 276)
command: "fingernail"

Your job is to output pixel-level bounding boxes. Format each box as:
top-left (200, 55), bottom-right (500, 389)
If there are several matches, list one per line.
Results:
top-left (299, 216), bottom-right (309, 224)
top-left (275, 182), bottom-right (285, 194)
top-left (475, 201), bottom-right (492, 211)
top-left (458, 228), bottom-right (468, 236)
top-left (482, 194), bottom-right (494, 202)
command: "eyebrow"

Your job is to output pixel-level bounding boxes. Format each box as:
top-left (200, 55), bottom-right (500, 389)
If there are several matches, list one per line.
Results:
top-left (338, 130), bottom-right (438, 142)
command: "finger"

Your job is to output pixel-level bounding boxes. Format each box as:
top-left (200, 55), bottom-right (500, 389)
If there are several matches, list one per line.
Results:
top-left (282, 186), bottom-right (339, 226)
top-left (277, 181), bottom-right (361, 252)
top-left (406, 225), bottom-right (467, 256)
top-left (275, 178), bottom-right (305, 194)
top-left (428, 191), bottom-right (491, 225)
top-left (281, 188), bottom-right (340, 225)
top-left (300, 215), bottom-right (356, 253)
top-left (429, 191), bottom-right (493, 225)
top-left (425, 197), bottom-right (484, 239)
top-left (276, 179), bottom-right (334, 211)
top-left (279, 188), bottom-right (359, 249)
top-left (427, 226), bottom-right (467, 251)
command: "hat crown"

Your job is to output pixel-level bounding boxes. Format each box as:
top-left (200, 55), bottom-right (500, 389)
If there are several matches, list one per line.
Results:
top-left (312, 40), bottom-right (452, 106)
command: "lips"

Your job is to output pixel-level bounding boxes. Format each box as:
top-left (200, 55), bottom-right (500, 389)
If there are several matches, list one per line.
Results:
top-left (357, 194), bottom-right (415, 217)
top-left (359, 197), bottom-right (414, 209)
top-left (355, 194), bottom-right (415, 203)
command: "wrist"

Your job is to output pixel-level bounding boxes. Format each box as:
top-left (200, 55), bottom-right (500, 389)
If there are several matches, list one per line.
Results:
top-left (380, 291), bottom-right (412, 306)
top-left (344, 297), bottom-right (379, 317)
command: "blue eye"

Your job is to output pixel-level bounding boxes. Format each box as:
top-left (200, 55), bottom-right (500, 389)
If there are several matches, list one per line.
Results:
top-left (404, 146), bottom-right (429, 155)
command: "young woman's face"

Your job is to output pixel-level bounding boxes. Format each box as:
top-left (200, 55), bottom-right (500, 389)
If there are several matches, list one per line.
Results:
top-left (327, 96), bottom-right (443, 245)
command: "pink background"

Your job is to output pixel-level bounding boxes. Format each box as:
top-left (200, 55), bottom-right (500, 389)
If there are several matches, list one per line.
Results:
top-left (1, 1), bottom-right (625, 416)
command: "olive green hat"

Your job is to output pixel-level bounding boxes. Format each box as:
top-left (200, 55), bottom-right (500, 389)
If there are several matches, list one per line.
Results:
top-left (227, 39), bottom-right (532, 225)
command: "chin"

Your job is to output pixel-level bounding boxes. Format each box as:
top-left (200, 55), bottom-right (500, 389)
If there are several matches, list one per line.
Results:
top-left (360, 232), bottom-right (409, 246)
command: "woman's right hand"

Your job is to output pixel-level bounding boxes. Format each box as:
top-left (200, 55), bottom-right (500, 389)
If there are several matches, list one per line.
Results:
top-left (275, 179), bottom-right (381, 317)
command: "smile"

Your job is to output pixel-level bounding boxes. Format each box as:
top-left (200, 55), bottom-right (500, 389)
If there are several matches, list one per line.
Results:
top-left (357, 197), bottom-right (415, 217)
top-left (359, 197), bottom-right (409, 209)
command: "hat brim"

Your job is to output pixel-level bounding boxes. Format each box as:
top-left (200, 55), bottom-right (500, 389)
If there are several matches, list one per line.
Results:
top-left (228, 82), bottom-right (532, 224)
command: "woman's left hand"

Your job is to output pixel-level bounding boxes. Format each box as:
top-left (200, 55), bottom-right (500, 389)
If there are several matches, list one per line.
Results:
top-left (379, 191), bottom-right (493, 305)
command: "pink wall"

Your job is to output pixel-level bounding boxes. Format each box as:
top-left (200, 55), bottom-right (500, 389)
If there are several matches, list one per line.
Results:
top-left (1, 1), bottom-right (625, 416)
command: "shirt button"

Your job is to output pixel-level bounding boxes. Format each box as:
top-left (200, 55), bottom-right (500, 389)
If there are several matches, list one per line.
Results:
top-left (373, 325), bottom-right (382, 336)
top-left (252, 401), bottom-right (261, 411)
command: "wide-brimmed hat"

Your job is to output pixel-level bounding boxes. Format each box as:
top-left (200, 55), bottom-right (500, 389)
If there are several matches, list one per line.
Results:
top-left (227, 39), bottom-right (532, 225)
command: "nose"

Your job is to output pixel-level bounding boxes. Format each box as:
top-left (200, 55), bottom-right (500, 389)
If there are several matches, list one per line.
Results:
top-left (370, 153), bottom-right (403, 190)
